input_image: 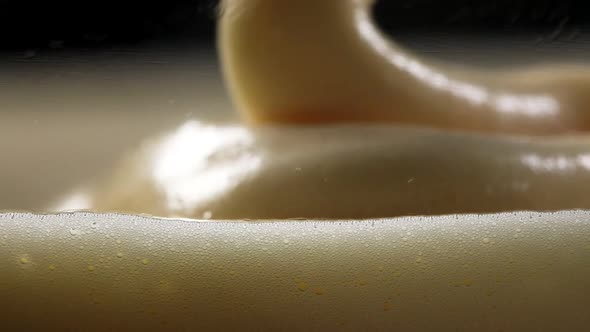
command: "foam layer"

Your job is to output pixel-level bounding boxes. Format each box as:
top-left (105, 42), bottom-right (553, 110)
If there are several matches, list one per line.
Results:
top-left (1, 212), bottom-right (588, 330)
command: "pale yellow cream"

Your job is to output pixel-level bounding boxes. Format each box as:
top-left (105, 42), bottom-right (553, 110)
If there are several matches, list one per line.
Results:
top-left (3, 2), bottom-right (590, 330)
top-left (1, 212), bottom-right (589, 331)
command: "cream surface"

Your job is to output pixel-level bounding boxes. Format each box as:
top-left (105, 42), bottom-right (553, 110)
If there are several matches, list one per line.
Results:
top-left (1, 211), bottom-right (589, 331)
top-left (3, 2), bottom-right (590, 330)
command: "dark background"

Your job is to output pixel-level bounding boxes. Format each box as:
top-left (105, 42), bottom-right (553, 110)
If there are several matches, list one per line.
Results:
top-left (0, 0), bottom-right (589, 50)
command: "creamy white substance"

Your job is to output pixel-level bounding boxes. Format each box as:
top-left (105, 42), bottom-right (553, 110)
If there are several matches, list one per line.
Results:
top-left (1, 211), bottom-right (589, 330)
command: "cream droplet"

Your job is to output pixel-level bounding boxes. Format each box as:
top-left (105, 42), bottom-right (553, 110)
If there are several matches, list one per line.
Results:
top-left (383, 301), bottom-right (392, 311)
top-left (314, 287), bottom-right (325, 295)
top-left (297, 281), bottom-right (309, 292)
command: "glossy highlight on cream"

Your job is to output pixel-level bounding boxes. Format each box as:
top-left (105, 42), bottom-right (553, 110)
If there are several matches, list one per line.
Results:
top-left (220, 0), bottom-right (590, 134)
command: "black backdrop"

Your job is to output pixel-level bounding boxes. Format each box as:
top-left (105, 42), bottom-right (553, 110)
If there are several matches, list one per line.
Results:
top-left (0, 0), bottom-right (589, 50)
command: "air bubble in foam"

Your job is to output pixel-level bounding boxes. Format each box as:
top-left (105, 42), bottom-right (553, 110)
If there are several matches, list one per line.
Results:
top-left (297, 281), bottom-right (308, 292)
top-left (383, 301), bottom-right (392, 311)
top-left (314, 287), bottom-right (325, 295)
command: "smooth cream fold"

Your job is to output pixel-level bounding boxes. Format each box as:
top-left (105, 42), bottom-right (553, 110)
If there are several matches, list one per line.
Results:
top-left (220, 0), bottom-right (590, 134)
top-left (77, 123), bottom-right (590, 219)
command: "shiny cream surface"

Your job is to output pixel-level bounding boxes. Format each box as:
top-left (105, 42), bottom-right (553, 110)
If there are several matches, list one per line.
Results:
top-left (220, 0), bottom-right (590, 134)
top-left (3, 1), bottom-right (590, 330)
top-left (71, 121), bottom-right (590, 219)
top-left (57, 0), bottom-right (590, 219)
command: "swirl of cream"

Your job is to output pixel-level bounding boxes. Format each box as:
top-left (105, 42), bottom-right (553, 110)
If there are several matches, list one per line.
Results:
top-left (54, 0), bottom-right (590, 219)
top-left (219, 0), bottom-right (590, 134)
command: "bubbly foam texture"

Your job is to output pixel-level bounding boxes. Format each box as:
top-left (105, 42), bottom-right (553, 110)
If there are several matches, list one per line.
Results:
top-left (1, 211), bottom-right (589, 330)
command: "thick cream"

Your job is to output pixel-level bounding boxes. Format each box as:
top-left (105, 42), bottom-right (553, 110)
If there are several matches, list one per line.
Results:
top-left (72, 122), bottom-right (590, 219)
top-left (53, 0), bottom-right (590, 219)
top-left (1, 212), bottom-right (589, 330)
top-left (220, 0), bottom-right (590, 134)
top-left (3, 2), bottom-right (590, 330)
